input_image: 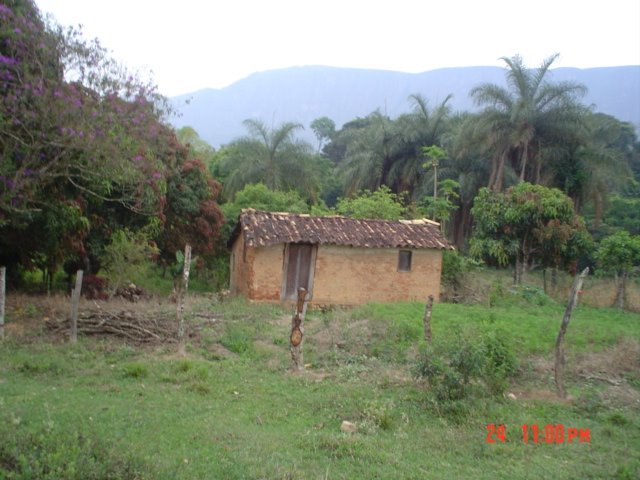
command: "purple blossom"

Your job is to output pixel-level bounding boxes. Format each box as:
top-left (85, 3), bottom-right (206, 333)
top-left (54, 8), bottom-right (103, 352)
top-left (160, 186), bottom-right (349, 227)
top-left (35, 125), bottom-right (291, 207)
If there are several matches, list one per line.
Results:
top-left (133, 155), bottom-right (144, 162)
top-left (152, 172), bottom-right (162, 179)
top-left (0, 4), bottom-right (12, 14)
top-left (0, 55), bottom-right (18, 66)
top-left (14, 28), bottom-right (21, 34)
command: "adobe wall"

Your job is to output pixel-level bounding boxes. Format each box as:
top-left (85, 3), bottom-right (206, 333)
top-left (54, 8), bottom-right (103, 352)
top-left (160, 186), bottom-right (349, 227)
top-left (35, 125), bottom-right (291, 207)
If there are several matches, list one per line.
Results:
top-left (230, 237), bottom-right (283, 300)
top-left (229, 234), bottom-right (250, 296)
top-left (250, 244), bottom-right (285, 301)
top-left (231, 239), bottom-right (443, 305)
top-left (312, 245), bottom-right (442, 305)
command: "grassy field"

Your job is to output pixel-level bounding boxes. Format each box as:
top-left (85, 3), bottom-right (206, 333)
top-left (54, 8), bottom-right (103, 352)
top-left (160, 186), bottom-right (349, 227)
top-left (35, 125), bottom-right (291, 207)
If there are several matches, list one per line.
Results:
top-left (1, 291), bottom-right (639, 479)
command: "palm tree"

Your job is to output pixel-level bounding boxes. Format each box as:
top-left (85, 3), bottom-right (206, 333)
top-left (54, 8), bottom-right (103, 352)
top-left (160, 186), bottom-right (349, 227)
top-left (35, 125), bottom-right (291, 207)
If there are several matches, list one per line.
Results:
top-left (339, 111), bottom-right (402, 195)
top-left (470, 54), bottom-right (588, 190)
top-left (388, 94), bottom-right (452, 195)
top-left (550, 112), bottom-right (636, 226)
top-left (219, 119), bottom-right (320, 201)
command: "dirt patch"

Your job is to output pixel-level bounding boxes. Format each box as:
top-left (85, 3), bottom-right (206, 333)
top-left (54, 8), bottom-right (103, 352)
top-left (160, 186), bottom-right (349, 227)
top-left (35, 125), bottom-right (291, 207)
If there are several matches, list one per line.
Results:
top-left (205, 342), bottom-right (237, 359)
top-left (600, 384), bottom-right (640, 409)
top-left (571, 338), bottom-right (640, 379)
top-left (510, 388), bottom-right (574, 405)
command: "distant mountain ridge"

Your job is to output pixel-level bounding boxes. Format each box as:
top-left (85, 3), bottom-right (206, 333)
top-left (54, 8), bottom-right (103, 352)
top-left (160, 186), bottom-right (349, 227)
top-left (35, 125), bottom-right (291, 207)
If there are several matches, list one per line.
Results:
top-left (170, 65), bottom-right (640, 148)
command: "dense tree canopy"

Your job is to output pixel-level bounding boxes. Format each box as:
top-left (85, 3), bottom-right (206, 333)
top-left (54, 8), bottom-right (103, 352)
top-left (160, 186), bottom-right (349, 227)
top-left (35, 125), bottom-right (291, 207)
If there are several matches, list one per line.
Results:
top-left (470, 54), bottom-right (588, 191)
top-left (1, 4), bottom-right (638, 295)
top-left (0, 0), bottom-right (224, 285)
top-left (218, 119), bottom-right (322, 202)
top-left (470, 183), bottom-right (591, 284)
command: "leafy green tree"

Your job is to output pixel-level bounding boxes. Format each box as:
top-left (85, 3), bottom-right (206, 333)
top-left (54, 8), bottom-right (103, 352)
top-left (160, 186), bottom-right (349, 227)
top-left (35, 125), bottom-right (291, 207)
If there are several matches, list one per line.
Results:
top-left (101, 228), bottom-right (159, 297)
top-left (310, 116), bottom-right (336, 153)
top-left (219, 119), bottom-right (321, 202)
top-left (176, 126), bottom-right (216, 165)
top-left (470, 182), bottom-right (585, 284)
top-left (220, 183), bottom-right (310, 240)
top-left (420, 179), bottom-right (460, 234)
top-left (595, 231), bottom-right (640, 308)
top-left (335, 186), bottom-right (406, 220)
top-left (470, 54), bottom-right (588, 190)
top-left (604, 196), bottom-right (640, 235)
top-left (157, 158), bottom-right (224, 268)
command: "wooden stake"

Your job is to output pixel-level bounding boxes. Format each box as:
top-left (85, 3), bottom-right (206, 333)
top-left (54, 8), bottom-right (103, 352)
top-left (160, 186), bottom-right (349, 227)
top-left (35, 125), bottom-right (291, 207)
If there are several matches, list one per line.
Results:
top-left (290, 287), bottom-right (307, 371)
top-left (554, 267), bottom-right (589, 398)
top-left (423, 294), bottom-right (434, 343)
top-left (0, 266), bottom-right (5, 341)
top-left (177, 244), bottom-right (192, 356)
top-left (70, 270), bottom-right (83, 344)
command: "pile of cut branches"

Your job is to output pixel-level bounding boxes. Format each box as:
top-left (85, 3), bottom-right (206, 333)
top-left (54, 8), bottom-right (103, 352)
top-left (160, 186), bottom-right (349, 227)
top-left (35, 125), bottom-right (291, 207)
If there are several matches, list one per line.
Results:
top-left (46, 309), bottom-right (178, 343)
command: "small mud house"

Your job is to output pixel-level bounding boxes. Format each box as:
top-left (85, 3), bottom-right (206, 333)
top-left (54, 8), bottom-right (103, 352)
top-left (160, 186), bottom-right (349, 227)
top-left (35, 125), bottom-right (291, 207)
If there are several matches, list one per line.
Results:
top-left (228, 209), bottom-right (451, 305)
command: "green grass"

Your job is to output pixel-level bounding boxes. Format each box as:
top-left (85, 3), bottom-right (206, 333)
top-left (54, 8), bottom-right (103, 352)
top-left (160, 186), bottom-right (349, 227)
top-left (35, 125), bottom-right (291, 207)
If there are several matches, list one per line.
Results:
top-left (352, 297), bottom-right (640, 356)
top-left (1, 294), bottom-right (639, 479)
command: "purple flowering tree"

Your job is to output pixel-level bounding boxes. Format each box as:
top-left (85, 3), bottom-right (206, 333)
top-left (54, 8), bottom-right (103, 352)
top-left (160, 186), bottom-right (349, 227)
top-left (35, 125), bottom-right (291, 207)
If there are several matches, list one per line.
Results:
top-left (0, 0), bottom-right (224, 285)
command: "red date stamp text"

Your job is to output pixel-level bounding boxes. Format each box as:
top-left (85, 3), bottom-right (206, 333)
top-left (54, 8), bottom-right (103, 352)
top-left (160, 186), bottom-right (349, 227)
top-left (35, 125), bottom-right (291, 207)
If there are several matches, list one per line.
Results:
top-left (486, 423), bottom-right (591, 444)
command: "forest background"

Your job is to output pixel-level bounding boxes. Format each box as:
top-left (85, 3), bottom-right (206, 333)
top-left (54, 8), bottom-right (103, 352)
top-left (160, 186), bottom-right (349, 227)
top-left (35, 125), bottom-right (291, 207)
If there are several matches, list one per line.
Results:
top-left (1, 0), bottom-right (639, 306)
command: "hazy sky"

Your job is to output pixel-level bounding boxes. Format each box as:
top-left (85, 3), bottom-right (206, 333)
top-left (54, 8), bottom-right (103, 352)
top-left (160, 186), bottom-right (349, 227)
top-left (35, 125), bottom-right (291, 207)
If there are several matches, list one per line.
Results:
top-left (36, 0), bottom-right (640, 97)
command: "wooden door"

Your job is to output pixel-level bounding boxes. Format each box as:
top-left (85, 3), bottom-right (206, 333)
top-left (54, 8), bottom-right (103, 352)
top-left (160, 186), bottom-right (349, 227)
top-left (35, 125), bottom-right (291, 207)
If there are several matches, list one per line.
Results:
top-left (282, 243), bottom-right (316, 301)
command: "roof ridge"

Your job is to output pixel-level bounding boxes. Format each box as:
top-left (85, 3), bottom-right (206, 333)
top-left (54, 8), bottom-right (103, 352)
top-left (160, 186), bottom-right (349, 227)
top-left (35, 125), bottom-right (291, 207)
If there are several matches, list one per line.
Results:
top-left (234, 209), bottom-right (451, 250)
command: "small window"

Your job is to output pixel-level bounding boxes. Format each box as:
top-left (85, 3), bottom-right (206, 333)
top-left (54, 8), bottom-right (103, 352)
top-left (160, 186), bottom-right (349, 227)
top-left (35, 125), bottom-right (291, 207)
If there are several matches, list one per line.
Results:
top-left (398, 250), bottom-right (412, 272)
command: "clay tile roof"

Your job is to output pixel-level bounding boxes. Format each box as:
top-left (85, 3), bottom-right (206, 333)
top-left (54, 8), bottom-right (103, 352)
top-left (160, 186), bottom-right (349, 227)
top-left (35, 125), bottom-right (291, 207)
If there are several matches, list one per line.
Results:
top-left (230, 209), bottom-right (451, 250)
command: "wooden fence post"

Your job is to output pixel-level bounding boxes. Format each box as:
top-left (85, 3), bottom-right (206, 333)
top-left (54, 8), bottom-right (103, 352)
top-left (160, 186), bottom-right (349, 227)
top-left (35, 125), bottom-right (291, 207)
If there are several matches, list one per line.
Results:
top-left (177, 244), bottom-right (192, 356)
top-left (70, 269), bottom-right (83, 344)
top-left (554, 267), bottom-right (589, 398)
top-left (423, 294), bottom-right (434, 343)
top-left (290, 287), bottom-right (307, 371)
top-left (0, 266), bottom-right (6, 341)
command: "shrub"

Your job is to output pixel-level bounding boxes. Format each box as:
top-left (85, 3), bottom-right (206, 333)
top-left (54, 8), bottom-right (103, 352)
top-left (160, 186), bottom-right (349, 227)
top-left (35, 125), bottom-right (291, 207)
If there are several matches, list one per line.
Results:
top-left (413, 326), bottom-right (518, 407)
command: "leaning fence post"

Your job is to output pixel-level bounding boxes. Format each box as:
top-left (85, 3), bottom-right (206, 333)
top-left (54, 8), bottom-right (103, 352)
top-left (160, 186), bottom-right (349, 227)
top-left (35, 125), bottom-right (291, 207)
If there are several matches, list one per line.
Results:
top-left (423, 294), bottom-right (434, 343)
top-left (0, 266), bottom-right (6, 341)
top-left (554, 267), bottom-right (589, 398)
top-left (290, 287), bottom-right (307, 371)
top-left (70, 269), bottom-right (83, 344)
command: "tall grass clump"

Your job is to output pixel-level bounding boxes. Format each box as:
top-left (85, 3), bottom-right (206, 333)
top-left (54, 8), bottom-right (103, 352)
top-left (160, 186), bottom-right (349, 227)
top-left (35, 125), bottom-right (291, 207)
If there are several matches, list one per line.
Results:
top-left (0, 423), bottom-right (156, 479)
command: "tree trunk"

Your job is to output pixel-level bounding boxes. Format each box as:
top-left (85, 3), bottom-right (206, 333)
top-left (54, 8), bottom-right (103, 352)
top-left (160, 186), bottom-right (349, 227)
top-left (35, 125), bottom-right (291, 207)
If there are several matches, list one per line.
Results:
top-left (487, 155), bottom-right (498, 190)
top-left (614, 270), bottom-right (627, 309)
top-left (542, 269), bottom-right (547, 294)
top-left (0, 266), bottom-right (5, 341)
top-left (534, 155), bottom-right (542, 184)
top-left (70, 270), bottom-right (83, 344)
top-left (177, 245), bottom-right (192, 356)
top-left (551, 267), bottom-right (558, 294)
top-left (593, 190), bottom-right (603, 230)
top-left (290, 287), bottom-right (307, 371)
top-left (519, 141), bottom-right (529, 181)
top-left (492, 153), bottom-right (506, 192)
top-left (423, 295), bottom-right (434, 342)
top-left (555, 267), bottom-right (589, 398)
